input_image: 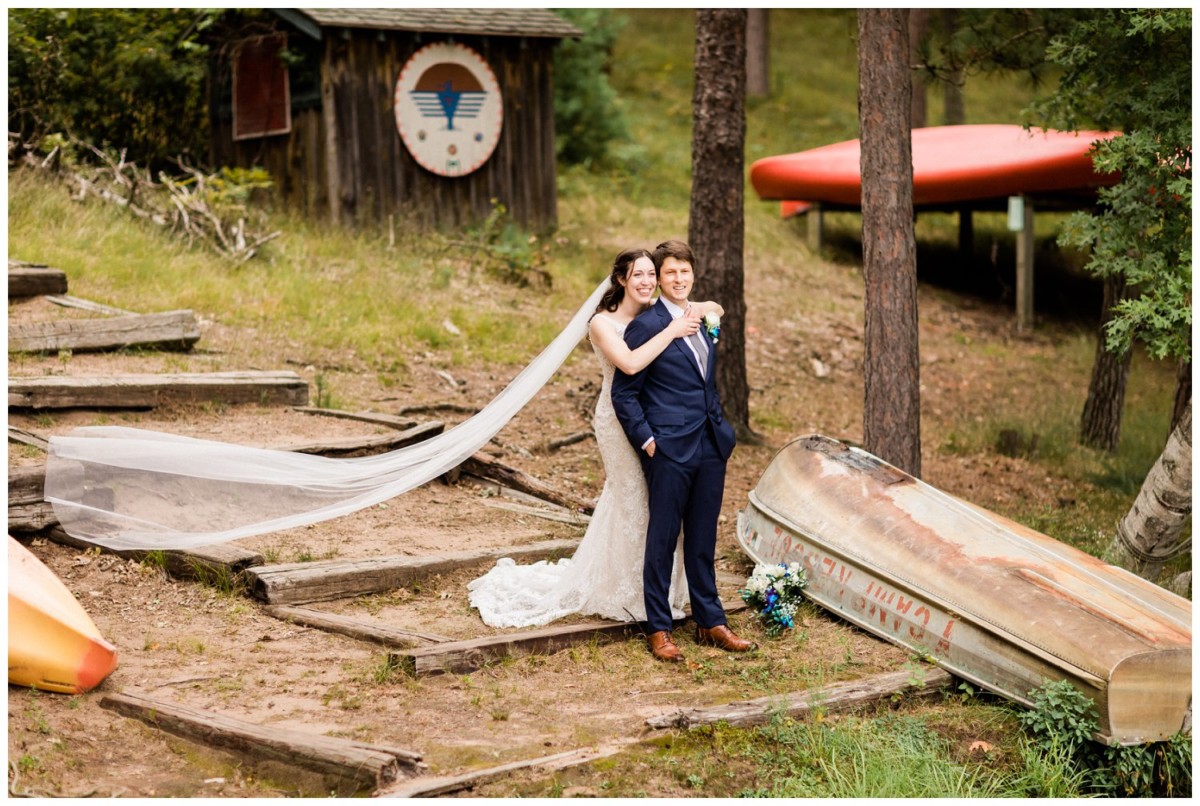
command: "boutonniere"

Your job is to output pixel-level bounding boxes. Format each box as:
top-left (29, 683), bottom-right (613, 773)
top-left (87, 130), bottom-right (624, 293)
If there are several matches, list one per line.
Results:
top-left (704, 311), bottom-right (721, 344)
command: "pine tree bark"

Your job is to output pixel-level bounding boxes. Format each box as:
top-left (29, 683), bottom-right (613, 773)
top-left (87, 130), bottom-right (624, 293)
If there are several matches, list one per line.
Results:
top-left (746, 9), bottom-right (770, 98)
top-left (908, 9), bottom-right (931, 128)
top-left (1106, 398), bottom-right (1192, 582)
top-left (1079, 274), bottom-right (1132, 452)
top-left (939, 10), bottom-right (965, 125)
top-left (858, 9), bottom-right (921, 477)
top-left (689, 9), bottom-right (752, 439)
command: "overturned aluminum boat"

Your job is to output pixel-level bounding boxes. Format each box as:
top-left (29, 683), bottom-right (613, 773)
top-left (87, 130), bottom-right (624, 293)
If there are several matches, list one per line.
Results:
top-left (736, 435), bottom-right (1191, 745)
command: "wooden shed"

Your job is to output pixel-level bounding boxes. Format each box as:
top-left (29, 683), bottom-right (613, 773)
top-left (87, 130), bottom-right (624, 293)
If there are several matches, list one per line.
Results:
top-left (208, 8), bottom-right (581, 231)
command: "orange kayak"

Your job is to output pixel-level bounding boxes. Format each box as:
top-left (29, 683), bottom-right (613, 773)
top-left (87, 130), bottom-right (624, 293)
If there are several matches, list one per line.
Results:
top-left (8, 537), bottom-right (119, 693)
top-left (750, 124), bottom-right (1120, 209)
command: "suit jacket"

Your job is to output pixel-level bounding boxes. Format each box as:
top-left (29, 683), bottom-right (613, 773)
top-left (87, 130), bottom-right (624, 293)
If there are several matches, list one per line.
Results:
top-left (611, 300), bottom-right (736, 464)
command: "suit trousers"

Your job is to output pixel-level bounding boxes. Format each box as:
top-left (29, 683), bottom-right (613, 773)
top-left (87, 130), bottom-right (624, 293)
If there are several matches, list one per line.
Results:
top-left (642, 422), bottom-right (728, 633)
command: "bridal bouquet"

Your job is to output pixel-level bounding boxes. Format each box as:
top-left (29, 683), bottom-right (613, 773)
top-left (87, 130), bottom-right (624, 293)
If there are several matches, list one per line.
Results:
top-left (740, 562), bottom-right (808, 637)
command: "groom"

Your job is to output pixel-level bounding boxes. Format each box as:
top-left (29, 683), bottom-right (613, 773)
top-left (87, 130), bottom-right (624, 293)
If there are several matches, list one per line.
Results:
top-left (612, 240), bottom-right (755, 662)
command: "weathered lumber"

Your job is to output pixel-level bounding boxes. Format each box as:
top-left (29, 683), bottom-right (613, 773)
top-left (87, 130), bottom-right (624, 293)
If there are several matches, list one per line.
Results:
top-left (460, 452), bottom-right (595, 514)
top-left (8, 371), bottom-right (309, 410)
top-left (8, 265), bottom-right (67, 298)
top-left (8, 465), bottom-right (55, 532)
top-left (246, 538), bottom-right (581, 605)
top-left (377, 742), bottom-right (634, 798)
top-left (45, 526), bottom-right (263, 581)
top-left (393, 600), bottom-right (748, 677)
top-left (264, 605), bottom-right (452, 647)
top-left (9, 426), bottom-right (49, 451)
top-left (275, 420), bottom-right (444, 457)
top-left (99, 691), bottom-right (425, 793)
top-left (645, 667), bottom-right (955, 730)
top-left (44, 294), bottom-right (134, 316)
top-left (291, 406), bottom-right (419, 431)
top-left (9, 310), bottom-right (201, 354)
top-left (481, 499), bottom-right (591, 525)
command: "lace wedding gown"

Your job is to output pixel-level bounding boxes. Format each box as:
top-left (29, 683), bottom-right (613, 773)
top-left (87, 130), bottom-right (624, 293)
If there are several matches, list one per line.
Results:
top-left (468, 315), bottom-right (688, 628)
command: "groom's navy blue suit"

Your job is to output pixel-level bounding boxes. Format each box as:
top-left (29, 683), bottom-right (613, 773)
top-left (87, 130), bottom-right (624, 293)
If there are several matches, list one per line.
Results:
top-left (612, 299), bottom-right (737, 633)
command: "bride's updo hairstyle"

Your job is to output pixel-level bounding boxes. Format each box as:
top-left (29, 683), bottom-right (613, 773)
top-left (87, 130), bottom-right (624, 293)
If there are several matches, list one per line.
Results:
top-left (596, 247), bottom-right (654, 313)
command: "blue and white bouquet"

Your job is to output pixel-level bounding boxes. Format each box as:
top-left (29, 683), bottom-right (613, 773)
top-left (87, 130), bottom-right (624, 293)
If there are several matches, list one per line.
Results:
top-left (739, 562), bottom-right (808, 637)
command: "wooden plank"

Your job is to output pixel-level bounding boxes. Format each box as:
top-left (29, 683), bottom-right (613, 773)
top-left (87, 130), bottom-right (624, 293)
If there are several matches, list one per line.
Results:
top-left (99, 691), bottom-right (425, 794)
top-left (45, 526), bottom-right (263, 581)
top-left (7, 464), bottom-right (54, 532)
top-left (645, 667), bottom-right (955, 730)
top-left (9, 310), bottom-right (201, 354)
top-left (8, 371), bottom-right (309, 410)
top-left (481, 500), bottom-right (590, 526)
top-left (275, 420), bottom-right (444, 457)
top-left (392, 601), bottom-right (748, 677)
top-left (246, 538), bottom-right (581, 605)
top-left (378, 741), bottom-right (635, 798)
top-left (460, 452), bottom-right (595, 515)
top-left (9, 426), bottom-right (49, 451)
top-left (8, 266), bottom-right (67, 298)
top-left (264, 605), bottom-right (452, 647)
top-left (291, 406), bottom-right (419, 431)
top-left (44, 294), bottom-right (134, 316)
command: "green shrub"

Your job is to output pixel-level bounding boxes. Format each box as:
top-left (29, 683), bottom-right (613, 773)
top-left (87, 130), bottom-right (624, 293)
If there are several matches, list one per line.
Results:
top-left (551, 9), bottom-right (631, 167)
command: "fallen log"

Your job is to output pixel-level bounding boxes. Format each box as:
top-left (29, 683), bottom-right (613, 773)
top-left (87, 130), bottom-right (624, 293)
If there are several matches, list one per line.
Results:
top-left (460, 452), bottom-right (595, 514)
top-left (9, 310), bottom-right (201, 354)
top-left (45, 526), bottom-right (263, 581)
top-left (8, 465), bottom-right (55, 532)
top-left (8, 371), bottom-right (309, 410)
top-left (543, 430), bottom-right (593, 453)
top-left (8, 265), bottom-right (67, 298)
top-left (246, 538), bottom-right (581, 605)
top-left (644, 667), bottom-right (955, 730)
top-left (99, 691), bottom-right (425, 794)
top-left (264, 605), bottom-right (452, 647)
top-left (377, 741), bottom-right (635, 798)
top-left (291, 406), bottom-right (419, 431)
top-left (275, 420), bottom-right (444, 457)
top-left (393, 601), bottom-right (747, 677)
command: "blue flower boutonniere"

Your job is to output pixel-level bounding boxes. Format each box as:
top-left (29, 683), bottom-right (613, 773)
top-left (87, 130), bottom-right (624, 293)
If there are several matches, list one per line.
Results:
top-left (704, 311), bottom-right (721, 344)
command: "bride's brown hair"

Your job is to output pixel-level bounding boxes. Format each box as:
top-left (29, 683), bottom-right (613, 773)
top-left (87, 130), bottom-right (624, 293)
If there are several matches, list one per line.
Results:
top-left (595, 248), bottom-right (654, 313)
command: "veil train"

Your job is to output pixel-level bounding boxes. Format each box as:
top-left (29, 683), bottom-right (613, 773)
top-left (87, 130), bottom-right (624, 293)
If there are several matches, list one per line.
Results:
top-left (43, 280), bottom-right (610, 551)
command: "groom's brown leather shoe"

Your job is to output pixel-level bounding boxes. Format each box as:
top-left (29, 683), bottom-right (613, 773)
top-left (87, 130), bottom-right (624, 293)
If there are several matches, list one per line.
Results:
top-left (696, 624), bottom-right (756, 652)
top-left (647, 630), bottom-right (684, 663)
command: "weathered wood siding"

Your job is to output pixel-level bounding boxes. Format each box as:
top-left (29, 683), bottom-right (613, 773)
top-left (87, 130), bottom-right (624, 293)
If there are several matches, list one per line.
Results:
top-left (212, 29), bottom-right (558, 232)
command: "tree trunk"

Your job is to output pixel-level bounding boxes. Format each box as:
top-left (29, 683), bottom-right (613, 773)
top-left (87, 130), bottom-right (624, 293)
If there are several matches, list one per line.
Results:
top-left (908, 8), bottom-right (931, 128)
top-left (689, 9), bottom-right (752, 440)
top-left (939, 10), bottom-right (965, 125)
top-left (858, 9), bottom-right (921, 478)
top-left (1172, 356), bottom-right (1190, 433)
top-left (1106, 398), bottom-right (1192, 581)
top-left (1079, 273), bottom-right (1132, 451)
top-left (746, 9), bottom-right (770, 98)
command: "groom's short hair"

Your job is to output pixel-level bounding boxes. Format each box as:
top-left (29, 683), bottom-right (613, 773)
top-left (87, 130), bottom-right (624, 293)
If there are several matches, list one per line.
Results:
top-left (653, 239), bottom-right (695, 270)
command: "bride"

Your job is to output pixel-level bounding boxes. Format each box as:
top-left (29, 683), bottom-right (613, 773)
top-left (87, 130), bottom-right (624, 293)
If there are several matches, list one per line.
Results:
top-left (468, 248), bottom-right (723, 628)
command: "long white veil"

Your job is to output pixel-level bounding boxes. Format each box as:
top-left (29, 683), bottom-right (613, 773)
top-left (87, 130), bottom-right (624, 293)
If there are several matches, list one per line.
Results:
top-left (43, 280), bottom-right (610, 551)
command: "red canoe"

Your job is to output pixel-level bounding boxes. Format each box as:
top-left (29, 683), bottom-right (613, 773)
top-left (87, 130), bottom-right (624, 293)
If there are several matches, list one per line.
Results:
top-left (750, 124), bottom-right (1120, 209)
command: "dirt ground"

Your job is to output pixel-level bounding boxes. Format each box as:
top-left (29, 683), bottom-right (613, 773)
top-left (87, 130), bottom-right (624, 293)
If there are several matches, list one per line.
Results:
top-left (7, 250), bottom-right (1097, 797)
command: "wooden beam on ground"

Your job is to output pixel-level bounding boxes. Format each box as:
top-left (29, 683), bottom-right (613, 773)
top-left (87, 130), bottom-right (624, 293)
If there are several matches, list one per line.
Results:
top-left (8, 371), bottom-right (309, 410)
top-left (9, 426), bottom-right (49, 451)
top-left (9, 310), bottom-right (201, 354)
top-left (99, 691), bottom-right (426, 795)
top-left (45, 526), bottom-right (263, 581)
top-left (291, 406), bottom-right (419, 431)
top-left (44, 294), bottom-right (134, 316)
top-left (8, 264), bottom-right (67, 298)
top-left (377, 741), bottom-right (636, 798)
top-left (644, 667), bottom-right (955, 730)
top-left (264, 605), bottom-right (452, 647)
top-left (274, 420), bottom-right (444, 457)
top-left (481, 499), bottom-right (591, 526)
top-left (245, 538), bottom-right (581, 605)
top-left (8, 465), bottom-right (54, 532)
top-left (393, 600), bottom-right (747, 677)
top-left (460, 452), bottom-right (595, 515)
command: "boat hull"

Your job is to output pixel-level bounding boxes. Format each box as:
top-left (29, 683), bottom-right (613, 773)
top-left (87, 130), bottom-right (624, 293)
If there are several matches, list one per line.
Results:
top-left (736, 436), bottom-right (1191, 745)
top-left (8, 537), bottom-right (119, 693)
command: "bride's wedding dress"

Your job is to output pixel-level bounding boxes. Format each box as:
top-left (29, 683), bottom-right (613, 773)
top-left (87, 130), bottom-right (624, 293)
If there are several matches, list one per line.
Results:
top-left (468, 314), bottom-right (688, 628)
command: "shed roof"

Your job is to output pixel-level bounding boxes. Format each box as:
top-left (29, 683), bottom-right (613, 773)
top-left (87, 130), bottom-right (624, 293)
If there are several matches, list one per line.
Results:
top-left (289, 8), bottom-right (582, 39)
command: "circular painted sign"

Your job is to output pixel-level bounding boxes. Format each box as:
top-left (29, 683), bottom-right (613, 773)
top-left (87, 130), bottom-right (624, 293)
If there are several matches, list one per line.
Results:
top-left (393, 42), bottom-right (504, 177)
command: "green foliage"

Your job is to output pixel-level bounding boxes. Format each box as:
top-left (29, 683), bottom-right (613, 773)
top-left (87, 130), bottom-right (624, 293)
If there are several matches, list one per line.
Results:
top-left (9, 8), bottom-right (218, 166)
top-left (551, 9), bottom-right (631, 167)
top-left (457, 201), bottom-right (552, 288)
top-left (1030, 9), bottom-right (1192, 362)
top-left (1017, 679), bottom-right (1192, 797)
